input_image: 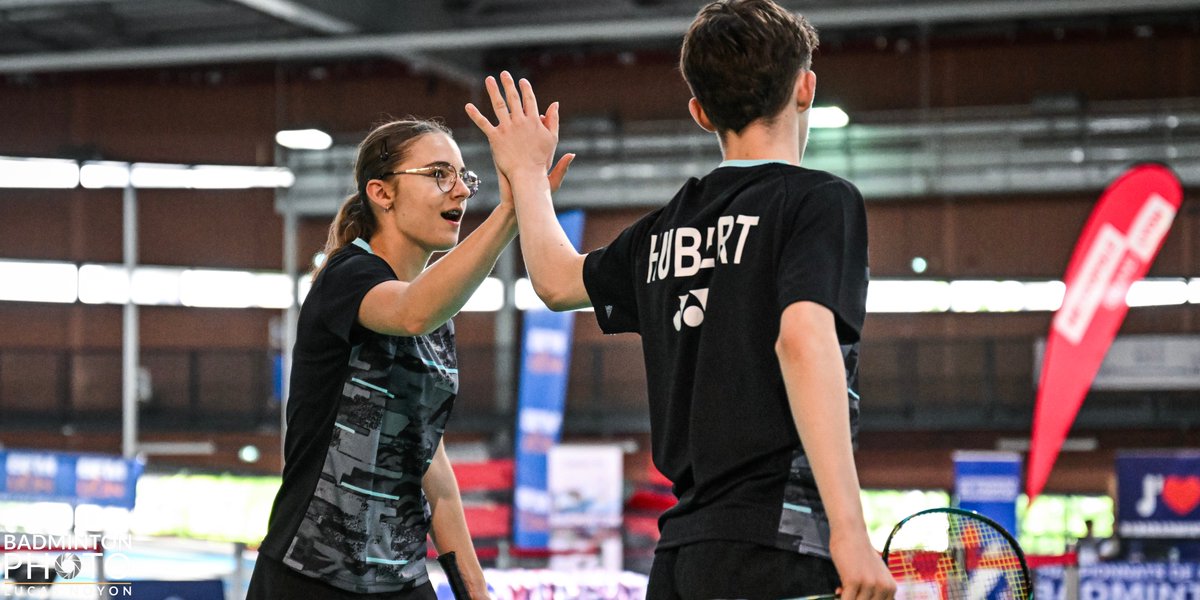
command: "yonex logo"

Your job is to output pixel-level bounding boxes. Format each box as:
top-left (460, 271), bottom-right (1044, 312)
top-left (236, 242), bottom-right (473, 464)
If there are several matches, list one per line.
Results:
top-left (673, 288), bottom-right (709, 331)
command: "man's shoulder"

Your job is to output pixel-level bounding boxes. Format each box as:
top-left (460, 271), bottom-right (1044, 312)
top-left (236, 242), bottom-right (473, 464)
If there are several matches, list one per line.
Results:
top-left (778, 167), bottom-right (861, 199)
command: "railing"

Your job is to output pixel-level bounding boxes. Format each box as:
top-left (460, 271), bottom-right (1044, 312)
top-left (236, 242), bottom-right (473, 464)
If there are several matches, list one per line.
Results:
top-left (1, 337), bottom-right (1197, 432)
top-left (282, 97), bottom-right (1200, 215)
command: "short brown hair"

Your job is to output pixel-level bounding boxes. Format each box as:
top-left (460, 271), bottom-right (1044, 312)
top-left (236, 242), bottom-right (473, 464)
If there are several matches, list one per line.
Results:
top-left (681, 0), bottom-right (819, 135)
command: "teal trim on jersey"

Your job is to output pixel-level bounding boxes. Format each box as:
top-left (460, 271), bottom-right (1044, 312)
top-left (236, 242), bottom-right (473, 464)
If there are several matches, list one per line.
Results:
top-left (350, 377), bottom-right (395, 399)
top-left (365, 556), bottom-right (409, 566)
top-left (334, 422), bottom-right (356, 433)
top-left (351, 237), bottom-right (374, 254)
top-left (848, 389), bottom-right (860, 401)
top-left (783, 502), bottom-right (814, 514)
top-left (718, 159), bottom-right (793, 168)
top-left (419, 357), bottom-right (459, 374)
top-left (339, 481), bottom-right (400, 500)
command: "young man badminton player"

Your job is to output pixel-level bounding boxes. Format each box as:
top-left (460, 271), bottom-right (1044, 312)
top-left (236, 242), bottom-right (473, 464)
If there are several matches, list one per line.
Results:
top-left (468, 1), bottom-right (896, 598)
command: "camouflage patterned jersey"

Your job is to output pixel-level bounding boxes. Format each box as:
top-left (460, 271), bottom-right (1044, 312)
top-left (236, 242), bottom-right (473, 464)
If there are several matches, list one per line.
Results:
top-left (257, 239), bottom-right (458, 594)
top-left (582, 163), bottom-right (868, 559)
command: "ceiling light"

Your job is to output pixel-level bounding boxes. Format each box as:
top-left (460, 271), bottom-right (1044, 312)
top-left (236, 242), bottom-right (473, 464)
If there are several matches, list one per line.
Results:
top-left (275, 129), bottom-right (333, 151)
top-left (0, 157), bottom-right (79, 189)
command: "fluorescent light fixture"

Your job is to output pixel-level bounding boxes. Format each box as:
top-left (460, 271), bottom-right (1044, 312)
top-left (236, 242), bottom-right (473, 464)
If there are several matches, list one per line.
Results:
top-left (78, 264), bottom-right (130, 304)
top-left (1022, 281), bottom-right (1065, 312)
top-left (180, 269), bottom-right (258, 307)
top-left (130, 163), bottom-right (190, 188)
top-left (130, 163), bottom-right (294, 189)
top-left (0, 157), bottom-right (79, 189)
top-left (79, 161), bottom-right (131, 189)
top-left (1190, 278), bottom-right (1200, 305)
top-left (866, 280), bottom-right (951, 313)
top-left (1126, 279), bottom-right (1189, 308)
top-left (950, 280), bottom-right (1026, 313)
top-left (810, 106), bottom-right (850, 129)
top-left (0, 260), bottom-right (77, 303)
top-left (130, 267), bottom-right (182, 305)
top-left (178, 270), bottom-right (295, 308)
top-left (275, 128), bottom-right (333, 151)
top-left (188, 165), bottom-right (294, 189)
top-left (462, 277), bottom-right (504, 312)
top-left (249, 273), bottom-right (294, 309)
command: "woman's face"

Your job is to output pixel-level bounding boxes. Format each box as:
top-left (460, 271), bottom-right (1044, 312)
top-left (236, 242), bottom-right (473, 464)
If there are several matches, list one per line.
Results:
top-left (383, 132), bottom-right (473, 253)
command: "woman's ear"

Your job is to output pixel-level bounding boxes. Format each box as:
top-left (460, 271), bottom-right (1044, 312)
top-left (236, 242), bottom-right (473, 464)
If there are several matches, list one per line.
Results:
top-left (688, 98), bottom-right (717, 133)
top-left (364, 178), bottom-right (393, 213)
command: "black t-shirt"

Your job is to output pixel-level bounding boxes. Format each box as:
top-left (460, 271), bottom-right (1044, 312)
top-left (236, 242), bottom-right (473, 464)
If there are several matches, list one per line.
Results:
top-left (258, 241), bottom-right (459, 593)
top-left (582, 163), bottom-right (868, 558)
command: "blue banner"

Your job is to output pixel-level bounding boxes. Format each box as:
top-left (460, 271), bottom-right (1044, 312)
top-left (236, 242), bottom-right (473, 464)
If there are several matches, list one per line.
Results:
top-left (1116, 451), bottom-right (1200, 538)
top-left (1035, 563), bottom-right (1200, 600)
top-left (126, 580), bottom-right (224, 599)
top-left (0, 450), bottom-right (143, 509)
top-left (512, 210), bottom-right (586, 549)
top-left (953, 451), bottom-right (1022, 538)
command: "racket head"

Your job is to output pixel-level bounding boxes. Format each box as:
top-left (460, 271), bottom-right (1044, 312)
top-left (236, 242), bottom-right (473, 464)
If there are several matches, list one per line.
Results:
top-left (881, 507), bottom-right (1031, 600)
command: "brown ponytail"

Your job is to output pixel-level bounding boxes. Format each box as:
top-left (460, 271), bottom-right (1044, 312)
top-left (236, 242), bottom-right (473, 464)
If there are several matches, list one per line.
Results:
top-left (314, 117), bottom-right (452, 275)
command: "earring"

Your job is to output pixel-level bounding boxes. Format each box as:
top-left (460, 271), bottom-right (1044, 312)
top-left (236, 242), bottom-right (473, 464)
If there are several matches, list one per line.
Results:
top-left (385, 204), bottom-right (393, 212)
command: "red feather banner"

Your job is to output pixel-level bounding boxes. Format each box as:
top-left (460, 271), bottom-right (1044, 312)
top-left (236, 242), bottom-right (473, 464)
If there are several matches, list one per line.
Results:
top-left (1027, 164), bottom-right (1183, 505)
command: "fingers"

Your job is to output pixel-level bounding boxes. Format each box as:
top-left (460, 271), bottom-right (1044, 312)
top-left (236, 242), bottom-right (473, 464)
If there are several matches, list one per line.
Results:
top-left (484, 76), bottom-right (510, 126)
top-left (464, 103), bottom-right (493, 134)
top-left (499, 71), bottom-right (524, 119)
top-left (518, 77), bottom-right (539, 118)
top-left (543, 102), bottom-right (561, 137)
top-left (547, 153), bottom-right (575, 193)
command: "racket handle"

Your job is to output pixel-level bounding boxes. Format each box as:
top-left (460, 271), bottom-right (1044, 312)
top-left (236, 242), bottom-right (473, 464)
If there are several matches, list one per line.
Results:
top-left (437, 552), bottom-right (471, 600)
top-left (784, 595), bottom-right (839, 600)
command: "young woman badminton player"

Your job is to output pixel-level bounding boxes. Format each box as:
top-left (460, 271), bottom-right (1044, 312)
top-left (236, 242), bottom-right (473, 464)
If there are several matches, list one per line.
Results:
top-left (248, 118), bottom-right (570, 599)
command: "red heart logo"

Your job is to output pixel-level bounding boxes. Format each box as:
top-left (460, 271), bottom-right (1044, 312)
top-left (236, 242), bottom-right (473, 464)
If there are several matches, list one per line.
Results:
top-left (1162, 475), bottom-right (1200, 516)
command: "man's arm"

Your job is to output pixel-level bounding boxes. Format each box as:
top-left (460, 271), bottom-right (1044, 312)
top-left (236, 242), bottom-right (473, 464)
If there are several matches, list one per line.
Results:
top-left (423, 440), bottom-right (488, 600)
top-left (776, 301), bottom-right (895, 600)
top-left (466, 71), bottom-right (591, 311)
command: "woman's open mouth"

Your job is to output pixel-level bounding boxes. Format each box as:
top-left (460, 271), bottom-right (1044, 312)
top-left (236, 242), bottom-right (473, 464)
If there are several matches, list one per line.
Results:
top-left (440, 209), bottom-right (463, 224)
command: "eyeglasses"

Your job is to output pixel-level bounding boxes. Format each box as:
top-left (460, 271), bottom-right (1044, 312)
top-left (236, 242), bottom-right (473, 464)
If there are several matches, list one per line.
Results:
top-left (382, 164), bottom-right (480, 199)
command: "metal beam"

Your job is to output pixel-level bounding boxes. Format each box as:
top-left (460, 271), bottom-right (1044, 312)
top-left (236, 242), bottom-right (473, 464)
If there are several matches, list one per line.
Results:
top-left (221, 0), bottom-right (480, 88)
top-left (0, 0), bottom-right (132, 8)
top-left (223, 0), bottom-right (357, 34)
top-left (2, 0), bottom-right (1197, 74)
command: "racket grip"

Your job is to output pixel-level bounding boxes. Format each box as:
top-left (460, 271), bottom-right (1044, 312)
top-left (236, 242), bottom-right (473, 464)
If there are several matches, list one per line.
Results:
top-left (437, 552), bottom-right (471, 600)
top-left (785, 594), bottom-right (839, 600)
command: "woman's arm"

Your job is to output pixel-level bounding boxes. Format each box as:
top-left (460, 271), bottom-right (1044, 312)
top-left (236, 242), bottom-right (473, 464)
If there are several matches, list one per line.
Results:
top-left (359, 154), bottom-right (573, 336)
top-left (359, 203), bottom-right (516, 336)
top-left (424, 440), bottom-right (489, 600)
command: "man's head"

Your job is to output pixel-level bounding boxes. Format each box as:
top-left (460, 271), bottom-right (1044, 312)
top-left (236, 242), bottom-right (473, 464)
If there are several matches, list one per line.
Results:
top-left (681, 0), bottom-right (819, 136)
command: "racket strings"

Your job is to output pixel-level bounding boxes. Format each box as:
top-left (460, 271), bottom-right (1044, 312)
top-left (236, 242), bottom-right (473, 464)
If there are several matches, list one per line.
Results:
top-left (885, 512), bottom-right (1030, 600)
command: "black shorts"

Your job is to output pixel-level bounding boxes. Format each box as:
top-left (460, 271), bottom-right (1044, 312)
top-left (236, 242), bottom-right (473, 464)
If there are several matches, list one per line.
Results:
top-left (247, 553), bottom-right (437, 600)
top-left (647, 540), bottom-right (841, 600)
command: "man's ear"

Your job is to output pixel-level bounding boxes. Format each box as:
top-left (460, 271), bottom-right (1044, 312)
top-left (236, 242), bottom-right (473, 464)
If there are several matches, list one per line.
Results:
top-left (795, 69), bottom-right (817, 111)
top-left (688, 97), bottom-right (718, 133)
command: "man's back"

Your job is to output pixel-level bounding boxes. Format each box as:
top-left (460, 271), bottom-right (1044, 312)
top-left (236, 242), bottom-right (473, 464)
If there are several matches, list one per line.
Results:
top-left (583, 162), bottom-right (869, 557)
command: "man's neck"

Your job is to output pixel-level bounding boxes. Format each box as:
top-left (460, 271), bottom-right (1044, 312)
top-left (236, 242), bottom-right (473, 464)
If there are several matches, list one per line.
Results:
top-left (718, 114), bottom-right (808, 165)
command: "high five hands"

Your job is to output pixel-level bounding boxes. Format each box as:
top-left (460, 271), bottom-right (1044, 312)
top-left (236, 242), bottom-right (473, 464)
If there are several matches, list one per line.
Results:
top-left (466, 72), bottom-right (575, 201)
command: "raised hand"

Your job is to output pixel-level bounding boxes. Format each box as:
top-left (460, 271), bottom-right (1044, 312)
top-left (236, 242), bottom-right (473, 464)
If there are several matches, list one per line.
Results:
top-left (466, 72), bottom-right (561, 181)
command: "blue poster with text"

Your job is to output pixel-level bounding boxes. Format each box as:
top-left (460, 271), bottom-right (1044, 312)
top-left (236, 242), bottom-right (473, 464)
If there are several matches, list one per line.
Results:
top-left (954, 451), bottom-right (1022, 538)
top-left (1117, 451), bottom-right (1200, 539)
top-left (512, 210), bottom-right (585, 549)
